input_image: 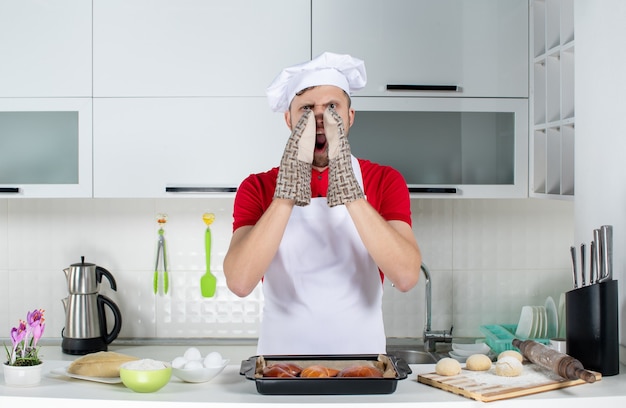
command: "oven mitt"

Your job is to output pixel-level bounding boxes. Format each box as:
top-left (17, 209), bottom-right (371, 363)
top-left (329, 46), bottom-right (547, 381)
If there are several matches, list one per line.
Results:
top-left (273, 109), bottom-right (315, 206)
top-left (325, 107), bottom-right (364, 207)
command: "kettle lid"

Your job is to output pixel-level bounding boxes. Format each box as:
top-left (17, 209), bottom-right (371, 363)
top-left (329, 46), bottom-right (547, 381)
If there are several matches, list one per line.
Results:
top-left (70, 256), bottom-right (95, 267)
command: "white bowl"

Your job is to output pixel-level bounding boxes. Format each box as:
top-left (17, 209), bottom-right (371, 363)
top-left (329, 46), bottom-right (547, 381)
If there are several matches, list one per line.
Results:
top-left (172, 360), bottom-right (229, 383)
top-left (451, 342), bottom-right (491, 356)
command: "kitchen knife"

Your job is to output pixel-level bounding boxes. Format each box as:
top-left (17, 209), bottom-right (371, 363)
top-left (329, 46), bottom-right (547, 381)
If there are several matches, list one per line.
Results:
top-left (589, 240), bottom-right (596, 284)
top-left (593, 229), bottom-right (602, 284)
top-left (570, 246), bottom-right (578, 288)
top-left (599, 225), bottom-right (613, 282)
top-left (580, 243), bottom-right (586, 286)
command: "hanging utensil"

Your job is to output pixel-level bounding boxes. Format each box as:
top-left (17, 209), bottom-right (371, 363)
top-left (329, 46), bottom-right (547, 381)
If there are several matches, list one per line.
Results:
top-left (200, 212), bottom-right (217, 297)
top-left (154, 213), bottom-right (169, 295)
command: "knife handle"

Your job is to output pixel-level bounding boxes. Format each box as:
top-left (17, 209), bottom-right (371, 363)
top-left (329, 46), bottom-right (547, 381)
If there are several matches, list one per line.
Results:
top-left (570, 246), bottom-right (578, 288)
top-left (580, 243), bottom-right (586, 286)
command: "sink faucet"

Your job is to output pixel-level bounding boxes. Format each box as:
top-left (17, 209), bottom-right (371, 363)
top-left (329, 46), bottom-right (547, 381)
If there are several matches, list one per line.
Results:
top-left (421, 263), bottom-right (453, 352)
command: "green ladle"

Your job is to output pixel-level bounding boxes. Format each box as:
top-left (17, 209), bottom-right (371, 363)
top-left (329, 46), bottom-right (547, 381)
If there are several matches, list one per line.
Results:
top-left (200, 213), bottom-right (217, 297)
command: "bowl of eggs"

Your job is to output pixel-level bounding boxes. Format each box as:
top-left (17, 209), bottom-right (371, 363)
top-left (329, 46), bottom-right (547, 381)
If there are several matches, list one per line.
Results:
top-left (171, 347), bottom-right (229, 383)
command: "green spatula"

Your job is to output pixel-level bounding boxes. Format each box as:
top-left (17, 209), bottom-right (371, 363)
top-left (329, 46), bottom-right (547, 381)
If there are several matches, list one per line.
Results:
top-left (200, 213), bottom-right (217, 297)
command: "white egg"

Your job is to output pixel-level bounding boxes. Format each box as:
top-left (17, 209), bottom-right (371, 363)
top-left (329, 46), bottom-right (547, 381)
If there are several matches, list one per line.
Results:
top-left (183, 347), bottom-right (202, 361)
top-left (184, 359), bottom-right (204, 370)
top-left (171, 356), bottom-right (188, 369)
top-left (203, 352), bottom-right (223, 367)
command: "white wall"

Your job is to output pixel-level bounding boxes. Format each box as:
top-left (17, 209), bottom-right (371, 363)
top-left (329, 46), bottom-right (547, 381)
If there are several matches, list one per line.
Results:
top-left (0, 197), bottom-right (574, 343)
top-left (575, 0), bottom-right (626, 363)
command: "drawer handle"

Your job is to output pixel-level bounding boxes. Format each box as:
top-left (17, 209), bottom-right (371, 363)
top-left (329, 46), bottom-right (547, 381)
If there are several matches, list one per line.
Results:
top-left (386, 84), bottom-right (459, 92)
top-left (165, 186), bottom-right (237, 193)
top-left (409, 187), bottom-right (457, 194)
top-left (0, 187), bottom-right (20, 193)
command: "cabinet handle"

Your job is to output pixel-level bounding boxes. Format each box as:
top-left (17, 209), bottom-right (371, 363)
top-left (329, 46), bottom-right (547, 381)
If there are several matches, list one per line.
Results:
top-left (409, 187), bottom-right (457, 194)
top-left (386, 84), bottom-right (459, 92)
top-left (165, 186), bottom-right (237, 193)
top-left (0, 187), bottom-right (20, 193)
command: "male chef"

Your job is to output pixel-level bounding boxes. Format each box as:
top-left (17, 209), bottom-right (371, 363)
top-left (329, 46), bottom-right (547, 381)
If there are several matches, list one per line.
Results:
top-left (224, 52), bottom-right (422, 354)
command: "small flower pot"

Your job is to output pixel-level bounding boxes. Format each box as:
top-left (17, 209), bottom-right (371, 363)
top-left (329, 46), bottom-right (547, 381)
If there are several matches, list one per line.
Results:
top-left (3, 362), bottom-right (43, 386)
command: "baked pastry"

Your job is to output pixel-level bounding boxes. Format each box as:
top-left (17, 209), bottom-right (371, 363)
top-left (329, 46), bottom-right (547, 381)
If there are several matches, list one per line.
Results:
top-left (67, 351), bottom-right (139, 378)
top-left (336, 365), bottom-right (383, 378)
top-left (300, 365), bottom-right (340, 378)
top-left (262, 363), bottom-right (302, 377)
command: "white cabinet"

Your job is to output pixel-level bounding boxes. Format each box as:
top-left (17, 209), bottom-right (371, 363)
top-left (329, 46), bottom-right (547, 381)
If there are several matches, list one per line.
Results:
top-left (312, 0), bottom-right (528, 98)
top-left (93, 98), bottom-right (288, 198)
top-left (0, 98), bottom-right (93, 197)
top-left (93, 0), bottom-right (310, 97)
top-left (0, 0), bottom-right (91, 97)
top-left (350, 98), bottom-right (528, 198)
top-left (530, 0), bottom-right (575, 198)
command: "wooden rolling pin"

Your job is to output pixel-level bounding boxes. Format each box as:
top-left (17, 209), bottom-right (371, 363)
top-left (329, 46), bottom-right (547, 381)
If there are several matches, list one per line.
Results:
top-left (512, 339), bottom-right (596, 383)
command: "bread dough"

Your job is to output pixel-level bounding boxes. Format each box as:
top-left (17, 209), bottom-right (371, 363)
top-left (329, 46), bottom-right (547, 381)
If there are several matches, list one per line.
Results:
top-left (465, 354), bottom-right (492, 371)
top-left (435, 357), bottom-right (462, 376)
top-left (495, 356), bottom-right (523, 377)
top-left (498, 350), bottom-right (524, 363)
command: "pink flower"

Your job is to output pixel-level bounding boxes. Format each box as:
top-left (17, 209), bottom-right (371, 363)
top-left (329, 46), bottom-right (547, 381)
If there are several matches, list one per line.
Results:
top-left (27, 309), bottom-right (46, 346)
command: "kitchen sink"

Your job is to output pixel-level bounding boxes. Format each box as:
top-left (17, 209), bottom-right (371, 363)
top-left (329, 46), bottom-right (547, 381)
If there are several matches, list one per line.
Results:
top-left (387, 349), bottom-right (438, 364)
top-left (386, 344), bottom-right (448, 364)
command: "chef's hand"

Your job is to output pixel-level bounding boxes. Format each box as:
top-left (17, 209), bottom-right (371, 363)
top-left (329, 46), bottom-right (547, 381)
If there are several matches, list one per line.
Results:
top-left (273, 109), bottom-right (315, 206)
top-left (325, 107), bottom-right (364, 207)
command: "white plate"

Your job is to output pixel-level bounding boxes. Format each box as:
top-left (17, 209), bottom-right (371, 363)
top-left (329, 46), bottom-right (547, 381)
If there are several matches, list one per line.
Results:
top-left (448, 351), bottom-right (468, 363)
top-left (451, 342), bottom-right (491, 356)
top-left (545, 296), bottom-right (558, 338)
top-left (50, 366), bottom-right (122, 384)
top-left (515, 306), bottom-right (534, 338)
top-left (535, 306), bottom-right (548, 339)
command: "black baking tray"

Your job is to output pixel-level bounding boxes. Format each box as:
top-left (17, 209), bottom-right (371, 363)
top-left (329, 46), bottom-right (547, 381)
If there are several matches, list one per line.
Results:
top-left (240, 354), bottom-right (411, 395)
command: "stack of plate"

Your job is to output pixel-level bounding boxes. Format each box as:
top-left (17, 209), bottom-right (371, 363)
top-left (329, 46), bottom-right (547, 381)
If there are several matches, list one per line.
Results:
top-left (514, 297), bottom-right (559, 339)
top-left (448, 342), bottom-right (492, 363)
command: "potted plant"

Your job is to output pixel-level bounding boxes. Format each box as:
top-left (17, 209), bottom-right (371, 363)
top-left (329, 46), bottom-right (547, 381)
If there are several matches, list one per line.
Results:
top-left (3, 309), bottom-right (46, 386)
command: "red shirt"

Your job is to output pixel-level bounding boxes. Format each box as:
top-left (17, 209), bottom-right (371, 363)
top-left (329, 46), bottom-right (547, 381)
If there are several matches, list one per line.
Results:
top-left (232, 158), bottom-right (412, 231)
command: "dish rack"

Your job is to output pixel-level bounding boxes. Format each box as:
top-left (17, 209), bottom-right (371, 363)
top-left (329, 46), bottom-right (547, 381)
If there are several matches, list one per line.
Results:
top-left (480, 324), bottom-right (551, 354)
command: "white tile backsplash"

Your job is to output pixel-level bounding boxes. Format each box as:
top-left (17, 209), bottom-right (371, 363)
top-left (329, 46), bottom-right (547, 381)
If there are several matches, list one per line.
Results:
top-left (0, 197), bottom-right (574, 343)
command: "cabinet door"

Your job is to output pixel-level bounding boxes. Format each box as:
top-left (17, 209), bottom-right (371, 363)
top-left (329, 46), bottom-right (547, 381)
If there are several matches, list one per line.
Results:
top-left (93, 98), bottom-right (289, 198)
top-left (0, 98), bottom-right (93, 198)
top-left (312, 0), bottom-right (528, 98)
top-left (93, 0), bottom-right (310, 97)
top-left (0, 0), bottom-right (91, 97)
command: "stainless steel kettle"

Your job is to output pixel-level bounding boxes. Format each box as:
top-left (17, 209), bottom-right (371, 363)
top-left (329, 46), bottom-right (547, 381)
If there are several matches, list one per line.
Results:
top-left (63, 256), bottom-right (117, 294)
top-left (61, 257), bottom-right (122, 355)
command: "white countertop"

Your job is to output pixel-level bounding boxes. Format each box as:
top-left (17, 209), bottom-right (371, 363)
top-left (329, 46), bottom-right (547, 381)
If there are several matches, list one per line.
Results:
top-left (2, 344), bottom-right (625, 407)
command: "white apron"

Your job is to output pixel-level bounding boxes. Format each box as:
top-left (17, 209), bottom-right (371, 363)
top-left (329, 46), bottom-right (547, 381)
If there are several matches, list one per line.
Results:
top-left (257, 156), bottom-right (386, 355)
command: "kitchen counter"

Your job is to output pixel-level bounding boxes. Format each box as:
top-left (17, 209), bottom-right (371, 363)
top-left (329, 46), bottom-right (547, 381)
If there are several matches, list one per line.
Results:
top-left (2, 343), bottom-right (625, 407)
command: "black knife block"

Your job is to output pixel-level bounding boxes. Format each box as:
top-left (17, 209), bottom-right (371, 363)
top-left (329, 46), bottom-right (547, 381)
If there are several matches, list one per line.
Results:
top-left (566, 280), bottom-right (619, 376)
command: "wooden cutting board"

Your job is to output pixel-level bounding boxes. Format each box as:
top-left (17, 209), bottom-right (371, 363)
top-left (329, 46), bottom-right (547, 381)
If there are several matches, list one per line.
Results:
top-left (418, 364), bottom-right (601, 402)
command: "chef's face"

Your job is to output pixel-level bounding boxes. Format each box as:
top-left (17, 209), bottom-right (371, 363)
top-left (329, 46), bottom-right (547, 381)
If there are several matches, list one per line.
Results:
top-left (286, 85), bottom-right (355, 169)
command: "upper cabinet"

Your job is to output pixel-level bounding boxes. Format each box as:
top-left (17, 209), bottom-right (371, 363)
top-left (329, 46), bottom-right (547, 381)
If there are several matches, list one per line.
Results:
top-left (0, 0), bottom-right (92, 97)
top-left (0, 98), bottom-right (93, 198)
top-left (92, 0), bottom-right (310, 97)
top-left (93, 97), bottom-right (288, 198)
top-left (312, 0), bottom-right (529, 98)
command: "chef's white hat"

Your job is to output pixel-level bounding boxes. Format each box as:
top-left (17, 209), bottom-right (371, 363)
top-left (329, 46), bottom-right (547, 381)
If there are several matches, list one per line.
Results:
top-left (266, 52), bottom-right (367, 112)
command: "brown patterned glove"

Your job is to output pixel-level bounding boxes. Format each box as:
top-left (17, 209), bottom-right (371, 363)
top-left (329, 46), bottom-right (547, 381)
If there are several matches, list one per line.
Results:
top-left (325, 107), bottom-right (364, 207)
top-left (273, 110), bottom-right (315, 206)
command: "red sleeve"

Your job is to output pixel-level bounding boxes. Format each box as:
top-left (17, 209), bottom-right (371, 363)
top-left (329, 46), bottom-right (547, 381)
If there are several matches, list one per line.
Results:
top-left (359, 159), bottom-right (412, 227)
top-left (232, 168), bottom-right (278, 231)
